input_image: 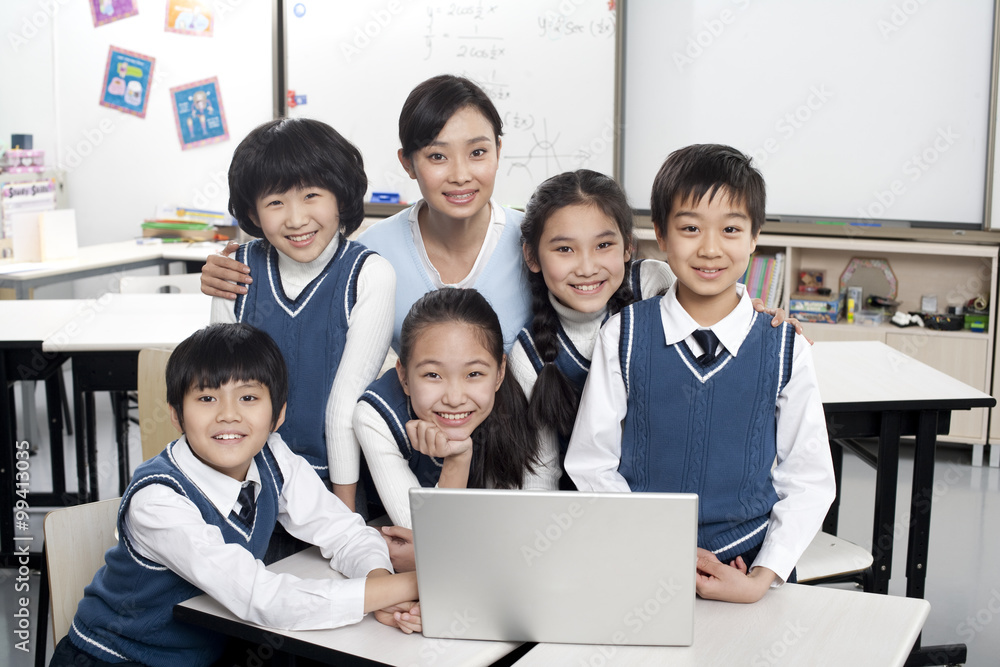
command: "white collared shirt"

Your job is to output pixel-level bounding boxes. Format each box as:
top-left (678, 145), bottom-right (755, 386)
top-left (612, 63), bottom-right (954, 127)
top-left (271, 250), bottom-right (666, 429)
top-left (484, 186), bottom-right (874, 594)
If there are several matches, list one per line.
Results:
top-left (408, 199), bottom-right (506, 288)
top-left (124, 434), bottom-right (393, 630)
top-left (566, 283), bottom-right (835, 584)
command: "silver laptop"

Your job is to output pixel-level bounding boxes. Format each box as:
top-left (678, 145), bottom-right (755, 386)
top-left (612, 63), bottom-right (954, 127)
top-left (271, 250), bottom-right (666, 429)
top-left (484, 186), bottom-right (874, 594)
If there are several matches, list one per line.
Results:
top-left (410, 488), bottom-right (697, 646)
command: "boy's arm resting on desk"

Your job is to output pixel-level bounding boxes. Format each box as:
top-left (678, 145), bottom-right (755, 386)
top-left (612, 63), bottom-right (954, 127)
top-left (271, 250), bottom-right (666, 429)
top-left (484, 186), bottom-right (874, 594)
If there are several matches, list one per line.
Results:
top-left (125, 482), bottom-right (387, 631)
top-left (269, 435), bottom-right (393, 577)
top-left (756, 331), bottom-right (837, 584)
top-left (564, 314), bottom-right (631, 493)
top-left (354, 401), bottom-right (422, 529)
top-left (327, 254), bottom-right (396, 508)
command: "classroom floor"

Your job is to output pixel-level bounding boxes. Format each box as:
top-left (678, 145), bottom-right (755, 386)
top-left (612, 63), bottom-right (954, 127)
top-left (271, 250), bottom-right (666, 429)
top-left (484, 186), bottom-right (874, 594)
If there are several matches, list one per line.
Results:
top-left (3, 369), bottom-right (1000, 667)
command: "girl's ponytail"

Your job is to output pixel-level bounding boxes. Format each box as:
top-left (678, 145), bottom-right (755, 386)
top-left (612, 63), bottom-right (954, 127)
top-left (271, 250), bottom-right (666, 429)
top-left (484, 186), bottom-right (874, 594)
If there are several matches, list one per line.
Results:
top-left (526, 269), bottom-right (581, 440)
top-left (470, 367), bottom-right (538, 489)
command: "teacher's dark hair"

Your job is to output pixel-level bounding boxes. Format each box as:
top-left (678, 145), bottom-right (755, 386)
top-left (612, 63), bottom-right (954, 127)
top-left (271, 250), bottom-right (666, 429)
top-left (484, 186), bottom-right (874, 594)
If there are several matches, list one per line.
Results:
top-left (398, 75), bottom-right (503, 159)
top-left (228, 117), bottom-right (368, 239)
top-left (167, 323), bottom-right (288, 430)
top-left (399, 288), bottom-right (539, 489)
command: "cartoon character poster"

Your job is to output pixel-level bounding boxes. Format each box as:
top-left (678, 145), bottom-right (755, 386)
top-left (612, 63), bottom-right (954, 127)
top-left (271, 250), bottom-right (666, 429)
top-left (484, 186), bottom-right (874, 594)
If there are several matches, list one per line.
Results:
top-left (89, 0), bottom-right (138, 27)
top-left (170, 78), bottom-right (229, 150)
top-left (100, 46), bottom-right (155, 118)
top-left (165, 0), bottom-right (214, 37)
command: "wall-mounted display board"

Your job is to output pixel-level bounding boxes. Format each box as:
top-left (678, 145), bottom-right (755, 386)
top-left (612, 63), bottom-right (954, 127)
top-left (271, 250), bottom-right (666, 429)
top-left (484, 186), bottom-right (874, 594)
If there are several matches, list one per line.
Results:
top-left (622, 1), bottom-right (995, 230)
top-left (284, 0), bottom-right (618, 209)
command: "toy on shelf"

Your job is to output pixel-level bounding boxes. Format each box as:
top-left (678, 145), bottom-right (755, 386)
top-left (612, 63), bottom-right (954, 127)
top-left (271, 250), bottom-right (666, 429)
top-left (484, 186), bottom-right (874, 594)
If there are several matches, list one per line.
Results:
top-left (797, 269), bottom-right (825, 293)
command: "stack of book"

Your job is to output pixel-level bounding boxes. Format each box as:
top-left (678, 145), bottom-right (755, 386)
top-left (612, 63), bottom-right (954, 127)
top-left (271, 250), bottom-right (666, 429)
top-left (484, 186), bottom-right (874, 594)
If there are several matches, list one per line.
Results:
top-left (740, 252), bottom-right (785, 308)
top-left (141, 206), bottom-right (236, 242)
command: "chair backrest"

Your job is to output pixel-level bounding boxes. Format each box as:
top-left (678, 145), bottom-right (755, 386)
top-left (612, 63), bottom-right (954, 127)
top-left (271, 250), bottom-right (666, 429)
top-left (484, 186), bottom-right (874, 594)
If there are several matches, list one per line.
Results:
top-left (138, 348), bottom-right (180, 461)
top-left (119, 272), bottom-right (203, 294)
top-left (44, 498), bottom-right (122, 644)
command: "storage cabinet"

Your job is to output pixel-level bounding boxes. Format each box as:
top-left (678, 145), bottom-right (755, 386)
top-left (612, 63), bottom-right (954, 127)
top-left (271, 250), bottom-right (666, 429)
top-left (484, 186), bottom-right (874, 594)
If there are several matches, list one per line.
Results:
top-left (637, 229), bottom-right (999, 465)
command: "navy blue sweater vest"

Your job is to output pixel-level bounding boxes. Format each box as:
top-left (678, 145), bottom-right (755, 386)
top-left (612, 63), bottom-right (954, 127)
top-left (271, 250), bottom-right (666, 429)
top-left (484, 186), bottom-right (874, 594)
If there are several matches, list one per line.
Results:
top-left (359, 372), bottom-right (444, 489)
top-left (618, 297), bottom-right (794, 561)
top-left (69, 440), bottom-right (284, 667)
top-left (234, 237), bottom-right (372, 478)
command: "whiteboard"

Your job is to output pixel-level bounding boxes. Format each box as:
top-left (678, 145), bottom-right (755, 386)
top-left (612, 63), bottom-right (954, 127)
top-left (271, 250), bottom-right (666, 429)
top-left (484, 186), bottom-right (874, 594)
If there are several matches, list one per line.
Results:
top-left (622, 0), bottom-right (995, 229)
top-left (284, 0), bottom-right (617, 209)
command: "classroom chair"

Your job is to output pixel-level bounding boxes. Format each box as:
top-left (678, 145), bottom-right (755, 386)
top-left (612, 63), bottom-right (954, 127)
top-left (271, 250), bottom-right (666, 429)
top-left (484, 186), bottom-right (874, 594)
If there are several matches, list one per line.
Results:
top-left (796, 531), bottom-right (875, 590)
top-left (36, 497), bottom-right (121, 667)
top-left (137, 347), bottom-right (179, 461)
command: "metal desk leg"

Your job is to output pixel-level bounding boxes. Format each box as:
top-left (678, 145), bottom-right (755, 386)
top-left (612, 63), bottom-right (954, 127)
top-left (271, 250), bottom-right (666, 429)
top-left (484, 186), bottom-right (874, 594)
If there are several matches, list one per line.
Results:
top-left (86, 392), bottom-right (98, 502)
top-left (72, 374), bottom-right (89, 504)
top-left (871, 411), bottom-right (901, 596)
top-left (903, 410), bottom-right (967, 667)
top-left (111, 391), bottom-right (130, 495)
top-left (823, 439), bottom-right (843, 535)
top-left (44, 376), bottom-right (68, 503)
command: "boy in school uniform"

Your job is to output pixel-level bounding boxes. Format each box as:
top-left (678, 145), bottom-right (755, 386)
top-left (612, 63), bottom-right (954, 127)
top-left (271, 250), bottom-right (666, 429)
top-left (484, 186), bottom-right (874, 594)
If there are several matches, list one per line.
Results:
top-left (566, 144), bottom-right (835, 603)
top-left (50, 324), bottom-right (419, 667)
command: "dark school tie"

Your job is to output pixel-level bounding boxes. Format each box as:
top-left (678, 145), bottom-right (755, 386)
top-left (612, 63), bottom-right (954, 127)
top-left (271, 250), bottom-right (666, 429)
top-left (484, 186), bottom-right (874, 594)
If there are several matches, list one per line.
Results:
top-left (691, 329), bottom-right (720, 366)
top-left (236, 483), bottom-right (256, 524)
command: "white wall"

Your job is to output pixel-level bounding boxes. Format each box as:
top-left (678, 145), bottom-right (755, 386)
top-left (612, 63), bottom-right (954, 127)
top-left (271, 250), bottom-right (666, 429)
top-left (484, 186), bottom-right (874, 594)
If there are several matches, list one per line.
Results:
top-left (1, 0), bottom-right (272, 297)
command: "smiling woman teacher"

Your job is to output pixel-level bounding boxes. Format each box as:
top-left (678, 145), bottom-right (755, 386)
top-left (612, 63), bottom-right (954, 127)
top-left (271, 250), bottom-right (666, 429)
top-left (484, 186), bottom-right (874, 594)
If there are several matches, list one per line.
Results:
top-left (201, 75), bottom-right (532, 353)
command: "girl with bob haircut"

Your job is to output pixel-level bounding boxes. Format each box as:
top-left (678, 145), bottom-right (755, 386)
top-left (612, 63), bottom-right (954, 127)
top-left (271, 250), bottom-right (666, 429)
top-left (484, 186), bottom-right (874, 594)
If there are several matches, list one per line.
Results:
top-left (210, 117), bottom-right (396, 516)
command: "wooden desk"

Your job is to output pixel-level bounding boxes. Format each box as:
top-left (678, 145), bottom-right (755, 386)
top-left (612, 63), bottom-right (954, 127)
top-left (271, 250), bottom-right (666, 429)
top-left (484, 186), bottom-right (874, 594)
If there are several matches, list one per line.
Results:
top-left (0, 300), bottom-right (87, 563)
top-left (812, 341), bottom-right (995, 666)
top-left (515, 584), bottom-right (929, 667)
top-left (175, 547), bottom-right (525, 667)
top-left (42, 294), bottom-right (211, 501)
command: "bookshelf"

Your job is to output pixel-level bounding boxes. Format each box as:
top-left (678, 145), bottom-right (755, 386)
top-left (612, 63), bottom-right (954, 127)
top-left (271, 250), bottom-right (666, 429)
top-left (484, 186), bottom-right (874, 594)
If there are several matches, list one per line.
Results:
top-left (636, 230), bottom-right (999, 465)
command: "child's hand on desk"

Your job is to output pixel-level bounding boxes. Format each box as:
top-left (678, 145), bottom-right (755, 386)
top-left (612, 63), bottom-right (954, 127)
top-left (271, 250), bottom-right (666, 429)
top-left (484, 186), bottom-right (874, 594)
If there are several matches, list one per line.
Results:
top-left (201, 241), bottom-right (253, 299)
top-left (695, 552), bottom-right (775, 603)
top-left (381, 526), bottom-right (416, 572)
top-left (696, 548), bottom-right (750, 575)
top-left (375, 601), bottom-right (422, 634)
top-left (405, 420), bottom-right (473, 460)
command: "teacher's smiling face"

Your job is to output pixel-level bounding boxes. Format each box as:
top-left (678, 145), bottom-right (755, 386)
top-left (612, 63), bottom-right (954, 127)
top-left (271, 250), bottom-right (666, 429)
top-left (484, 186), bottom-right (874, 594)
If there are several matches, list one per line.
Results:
top-left (398, 105), bottom-right (501, 226)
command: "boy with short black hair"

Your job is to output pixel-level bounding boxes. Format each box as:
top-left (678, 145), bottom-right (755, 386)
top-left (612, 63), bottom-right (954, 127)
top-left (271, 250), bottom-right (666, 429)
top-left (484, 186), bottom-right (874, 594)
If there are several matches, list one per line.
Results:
top-left (566, 144), bottom-right (835, 603)
top-left (50, 324), bottom-right (418, 667)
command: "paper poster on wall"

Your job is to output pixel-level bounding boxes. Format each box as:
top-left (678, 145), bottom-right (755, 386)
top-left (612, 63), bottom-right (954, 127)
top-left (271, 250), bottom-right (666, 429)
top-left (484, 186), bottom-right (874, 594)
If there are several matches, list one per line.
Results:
top-left (170, 77), bottom-right (229, 150)
top-left (100, 46), bottom-right (155, 118)
top-left (89, 0), bottom-right (138, 27)
top-left (165, 0), bottom-right (214, 36)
